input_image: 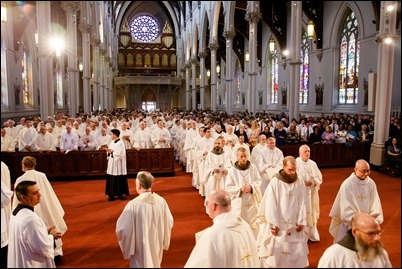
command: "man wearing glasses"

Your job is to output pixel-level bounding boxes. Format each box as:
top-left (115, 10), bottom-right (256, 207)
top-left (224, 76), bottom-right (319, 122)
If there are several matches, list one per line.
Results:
top-left (318, 213), bottom-right (392, 268)
top-left (328, 159), bottom-right (384, 243)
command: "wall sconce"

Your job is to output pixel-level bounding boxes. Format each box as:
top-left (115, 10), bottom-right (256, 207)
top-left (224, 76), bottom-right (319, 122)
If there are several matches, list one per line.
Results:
top-left (1, 5), bottom-right (7, 23)
top-left (281, 50), bottom-right (289, 69)
top-left (216, 64), bottom-right (220, 78)
top-left (79, 63), bottom-right (83, 72)
top-left (207, 69), bottom-right (210, 78)
top-left (269, 39), bottom-right (275, 54)
top-left (307, 20), bottom-right (314, 40)
top-left (35, 32), bottom-right (39, 47)
top-left (245, 51), bottom-right (250, 62)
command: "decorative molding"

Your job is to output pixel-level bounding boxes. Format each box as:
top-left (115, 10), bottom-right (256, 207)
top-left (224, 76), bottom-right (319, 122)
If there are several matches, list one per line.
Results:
top-left (61, 1), bottom-right (80, 14)
top-left (208, 40), bottom-right (219, 51)
top-left (245, 11), bottom-right (262, 24)
top-left (223, 30), bottom-right (236, 40)
top-left (78, 22), bottom-right (92, 34)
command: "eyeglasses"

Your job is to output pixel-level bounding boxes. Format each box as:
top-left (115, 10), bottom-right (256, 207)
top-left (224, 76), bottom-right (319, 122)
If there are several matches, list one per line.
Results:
top-left (357, 229), bottom-right (382, 238)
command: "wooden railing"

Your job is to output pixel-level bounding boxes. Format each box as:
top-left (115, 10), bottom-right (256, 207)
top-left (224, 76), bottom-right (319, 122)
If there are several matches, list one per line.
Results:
top-left (1, 148), bottom-right (175, 182)
top-left (1, 143), bottom-right (371, 182)
top-left (277, 142), bottom-right (371, 168)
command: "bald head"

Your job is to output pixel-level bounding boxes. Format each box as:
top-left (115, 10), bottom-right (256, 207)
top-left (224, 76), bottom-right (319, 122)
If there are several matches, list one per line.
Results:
top-left (351, 213), bottom-right (379, 231)
top-left (208, 189), bottom-right (231, 208)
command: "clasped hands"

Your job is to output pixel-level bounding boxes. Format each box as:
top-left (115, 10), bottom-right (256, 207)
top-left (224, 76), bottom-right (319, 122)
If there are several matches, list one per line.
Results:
top-left (48, 226), bottom-right (62, 239)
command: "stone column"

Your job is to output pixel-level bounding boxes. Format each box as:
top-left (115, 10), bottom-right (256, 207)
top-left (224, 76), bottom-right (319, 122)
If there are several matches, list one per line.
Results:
top-left (245, 2), bottom-right (261, 114)
top-left (78, 21), bottom-right (92, 113)
top-left (61, 1), bottom-right (80, 116)
top-left (36, 1), bottom-right (54, 119)
top-left (91, 38), bottom-right (101, 111)
top-left (208, 39), bottom-right (219, 112)
top-left (198, 51), bottom-right (206, 110)
top-left (185, 62), bottom-right (191, 110)
top-left (288, 1), bottom-right (302, 121)
top-left (191, 56), bottom-right (198, 110)
top-left (223, 29), bottom-right (236, 115)
top-left (370, 1), bottom-right (398, 165)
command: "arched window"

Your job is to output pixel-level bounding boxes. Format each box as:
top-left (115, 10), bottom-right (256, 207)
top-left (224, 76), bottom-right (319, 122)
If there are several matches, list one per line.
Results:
top-left (130, 15), bottom-right (160, 43)
top-left (300, 31), bottom-right (309, 104)
top-left (338, 10), bottom-right (360, 104)
top-left (268, 44), bottom-right (279, 104)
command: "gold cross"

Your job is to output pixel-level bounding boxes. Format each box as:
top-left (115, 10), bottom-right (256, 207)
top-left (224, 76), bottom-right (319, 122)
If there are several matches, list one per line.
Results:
top-left (357, 193), bottom-right (366, 202)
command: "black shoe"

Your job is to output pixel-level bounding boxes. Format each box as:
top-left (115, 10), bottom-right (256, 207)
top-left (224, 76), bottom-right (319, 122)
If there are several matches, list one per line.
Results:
top-left (54, 255), bottom-right (62, 265)
top-left (118, 195), bottom-right (127, 200)
top-left (107, 197), bottom-right (115, 201)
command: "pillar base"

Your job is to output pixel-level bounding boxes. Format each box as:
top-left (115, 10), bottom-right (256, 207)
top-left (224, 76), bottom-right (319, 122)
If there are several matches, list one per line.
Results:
top-left (370, 143), bottom-right (386, 166)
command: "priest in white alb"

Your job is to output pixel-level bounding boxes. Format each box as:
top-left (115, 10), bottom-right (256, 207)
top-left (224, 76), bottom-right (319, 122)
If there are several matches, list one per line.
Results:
top-left (225, 147), bottom-right (262, 238)
top-left (296, 144), bottom-right (323, 242)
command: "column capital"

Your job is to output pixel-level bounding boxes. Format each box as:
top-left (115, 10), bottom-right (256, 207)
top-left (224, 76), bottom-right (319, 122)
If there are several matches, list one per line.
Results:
top-left (198, 51), bottom-right (207, 59)
top-left (78, 22), bottom-right (92, 34)
top-left (223, 30), bottom-right (236, 40)
top-left (91, 38), bottom-right (102, 48)
top-left (245, 11), bottom-right (262, 24)
top-left (208, 40), bottom-right (219, 51)
top-left (61, 1), bottom-right (80, 14)
top-left (190, 57), bottom-right (198, 65)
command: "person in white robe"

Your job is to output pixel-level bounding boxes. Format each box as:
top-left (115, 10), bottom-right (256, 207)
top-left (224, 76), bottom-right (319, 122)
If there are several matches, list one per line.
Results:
top-left (18, 118), bottom-right (38, 152)
top-left (259, 136), bottom-right (284, 194)
top-left (193, 127), bottom-right (215, 196)
top-left (133, 120), bottom-right (153, 149)
top-left (151, 119), bottom-right (172, 148)
top-left (35, 125), bottom-right (56, 152)
top-left (1, 127), bottom-right (16, 152)
top-left (96, 127), bottom-right (112, 150)
top-left (182, 121), bottom-right (199, 173)
top-left (318, 213), bottom-right (392, 268)
top-left (1, 162), bottom-right (13, 268)
top-left (329, 159), bottom-right (384, 243)
top-left (105, 129), bottom-right (129, 201)
top-left (4, 119), bottom-right (19, 150)
top-left (79, 126), bottom-right (97, 150)
top-left (257, 156), bottom-right (309, 268)
top-left (184, 189), bottom-right (259, 268)
top-left (119, 121), bottom-right (134, 149)
top-left (59, 124), bottom-right (79, 153)
top-left (296, 144), bottom-right (323, 242)
top-left (225, 147), bottom-right (262, 237)
top-left (116, 171), bottom-right (173, 268)
top-left (8, 181), bottom-right (61, 268)
top-left (232, 134), bottom-right (251, 159)
top-left (203, 138), bottom-right (232, 198)
top-left (12, 156), bottom-right (67, 260)
top-left (52, 120), bottom-right (65, 149)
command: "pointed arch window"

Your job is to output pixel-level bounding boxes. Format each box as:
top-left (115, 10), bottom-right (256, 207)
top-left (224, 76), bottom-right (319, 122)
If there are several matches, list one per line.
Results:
top-left (268, 46), bottom-right (279, 104)
top-left (300, 31), bottom-right (309, 104)
top-left (338, 11), bottom-right (360, 104)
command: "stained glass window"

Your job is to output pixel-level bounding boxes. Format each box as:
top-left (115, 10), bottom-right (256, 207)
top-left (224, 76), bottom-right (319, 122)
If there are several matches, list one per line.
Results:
top-left (300, 31), bottom-right (309, 104)
top-left (130, 15), bottom-right (160, 42)
top-left (338, 10), bottom-right (360, 104)
top-left (269, 47), bottom-right (279, 104)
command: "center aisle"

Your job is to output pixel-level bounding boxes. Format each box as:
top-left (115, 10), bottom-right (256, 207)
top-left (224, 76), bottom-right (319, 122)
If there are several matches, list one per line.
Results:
top-left (53, 162), bottom-right (400, 268)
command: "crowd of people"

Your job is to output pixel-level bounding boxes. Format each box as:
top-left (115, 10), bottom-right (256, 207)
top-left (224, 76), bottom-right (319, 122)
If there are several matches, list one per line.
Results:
top-left (1, 108), bottom-right (399, 268)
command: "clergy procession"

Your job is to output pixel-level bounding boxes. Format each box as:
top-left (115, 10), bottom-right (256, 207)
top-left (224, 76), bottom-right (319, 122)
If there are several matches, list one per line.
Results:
top-left (1, 109), bottom-right (395, 268)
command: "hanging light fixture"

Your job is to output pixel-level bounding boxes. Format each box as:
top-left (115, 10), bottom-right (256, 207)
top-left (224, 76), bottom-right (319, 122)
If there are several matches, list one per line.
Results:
top-left (269, 39), bottom-right (275, 54)
top-left (307, 20), bottom-right (315, 40)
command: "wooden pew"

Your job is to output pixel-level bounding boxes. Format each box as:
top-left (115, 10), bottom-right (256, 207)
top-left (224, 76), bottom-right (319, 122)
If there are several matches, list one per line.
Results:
top-left (1, 148), bottom-right (175, 182)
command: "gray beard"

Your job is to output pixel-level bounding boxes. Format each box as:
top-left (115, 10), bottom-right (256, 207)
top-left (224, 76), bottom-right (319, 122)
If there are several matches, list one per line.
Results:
top-left (355, 236), bottom-right (384, 262)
